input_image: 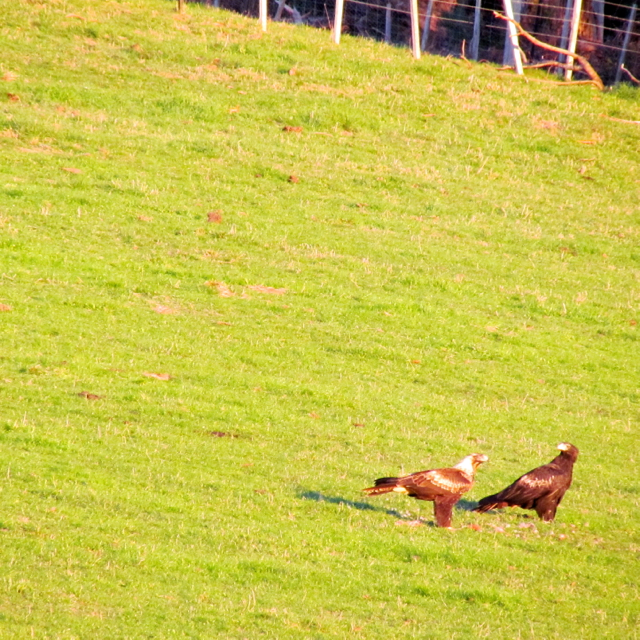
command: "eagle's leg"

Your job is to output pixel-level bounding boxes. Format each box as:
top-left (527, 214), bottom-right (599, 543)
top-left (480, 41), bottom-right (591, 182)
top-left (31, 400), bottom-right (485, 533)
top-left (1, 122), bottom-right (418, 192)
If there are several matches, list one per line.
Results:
top-left (534, 495), bottom-right (559, 522)
top-left (433, 496), bottom-right (458, 528)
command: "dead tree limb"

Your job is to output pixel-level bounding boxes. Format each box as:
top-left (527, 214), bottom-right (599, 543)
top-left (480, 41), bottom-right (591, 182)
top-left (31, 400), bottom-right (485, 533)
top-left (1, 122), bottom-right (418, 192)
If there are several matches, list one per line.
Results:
top-left (603, 114), bottom-right (640, 124)
top-left (460, 40), bottom-right (473, 69)
top-left (277, 4), bottom-right (304, 24)
top-left (620, 64), bottom-right (640, 86)
top-left (274, 0), bottom-right (286, 21)
top-left (522, 61), bottom-right (571, 71)
top-left (493, 12), bottom-right (604, 91)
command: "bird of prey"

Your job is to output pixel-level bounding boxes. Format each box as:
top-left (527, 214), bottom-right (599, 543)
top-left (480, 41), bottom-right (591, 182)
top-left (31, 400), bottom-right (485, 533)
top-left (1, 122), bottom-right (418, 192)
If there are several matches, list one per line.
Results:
top-left (474, 443), bottom-right (579, 522)
top-left (363, 453), bottom-right (488, 528)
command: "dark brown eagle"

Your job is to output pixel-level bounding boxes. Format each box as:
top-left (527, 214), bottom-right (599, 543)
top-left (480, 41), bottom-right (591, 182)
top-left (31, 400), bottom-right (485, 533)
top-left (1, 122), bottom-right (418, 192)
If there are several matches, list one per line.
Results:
top-left (474, 443), bottom-right (579, 521)
top-left (363, 453), bottom-right (488, 528)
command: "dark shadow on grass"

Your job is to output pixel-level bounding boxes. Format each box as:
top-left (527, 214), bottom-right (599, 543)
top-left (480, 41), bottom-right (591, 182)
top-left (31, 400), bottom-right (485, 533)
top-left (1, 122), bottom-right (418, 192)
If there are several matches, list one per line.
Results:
top-left (455, 499), bottom-right (478, 512)
top-left (473, 508), bottom-right (538, 520)
top-left (299, 490), bottom-right (417, 521)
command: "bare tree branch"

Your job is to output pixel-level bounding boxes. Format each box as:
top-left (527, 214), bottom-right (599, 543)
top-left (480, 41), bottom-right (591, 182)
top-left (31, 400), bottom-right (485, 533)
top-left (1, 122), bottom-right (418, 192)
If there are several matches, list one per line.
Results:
top-left (620, 64), bottom-right (640, 86)
top-left (603, 114), bottom-right (640, 125)
top-left (523, 61), bottom-right (572, 71)
top-left (493, 12), bottom-right (604, 91)
top-left (459, 40), bottom-right (473, 69)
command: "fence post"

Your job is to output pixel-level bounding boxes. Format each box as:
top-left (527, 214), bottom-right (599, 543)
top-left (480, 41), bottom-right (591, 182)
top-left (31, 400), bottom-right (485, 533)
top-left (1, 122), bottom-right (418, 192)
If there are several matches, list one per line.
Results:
top-left (502, 0), bottom-right (523, 74)
top-left (333, 0), bottom-right (345, 44)
top-left (615, 3), bottom-right (637, 84)
top-left (259, 0), bottom-right (267, 31)
top-left (385, 4), bottom-right (392, 44)
top-left (470, 0), bottom-right (482, 60)
top-left (421, 0), bottom-right (435, 51)
top-left (592, 0), bottom-right (605, 42)
top-left (502, 0), bottom-right (522, 67)
top-left (564, 0), bottom-right (583, 80)
top-left (410, 0), bottom-right (421, 58)
top-left (557, 0), bottom-right (573, 73)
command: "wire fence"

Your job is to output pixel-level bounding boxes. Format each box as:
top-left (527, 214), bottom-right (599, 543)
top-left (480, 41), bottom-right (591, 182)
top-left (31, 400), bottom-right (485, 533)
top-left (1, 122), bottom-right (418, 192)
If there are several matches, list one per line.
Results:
top-left (190, 0), bottom-right (640, 85)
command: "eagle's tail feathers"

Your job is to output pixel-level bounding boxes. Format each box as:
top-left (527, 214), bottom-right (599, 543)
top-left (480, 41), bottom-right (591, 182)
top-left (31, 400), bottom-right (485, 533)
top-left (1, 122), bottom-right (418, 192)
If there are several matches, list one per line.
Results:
top-left (473, 494), bottom-right (505, 513)
top-left (363, 477), bottom-right (400, 496)
top-left (374, 477), bottom-right (399, 486)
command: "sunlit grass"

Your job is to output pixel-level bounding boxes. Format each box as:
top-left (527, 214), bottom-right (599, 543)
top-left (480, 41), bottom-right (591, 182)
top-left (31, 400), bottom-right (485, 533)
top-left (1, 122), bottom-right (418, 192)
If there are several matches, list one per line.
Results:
top-left (0, 0), bottom-right (639, 637)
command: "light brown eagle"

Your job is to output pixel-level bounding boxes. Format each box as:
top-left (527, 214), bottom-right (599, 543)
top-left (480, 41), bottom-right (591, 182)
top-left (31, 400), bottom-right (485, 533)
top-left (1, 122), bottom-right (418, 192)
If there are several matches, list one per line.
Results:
top-left (474, 443), bottom-right (579, 521)
top-left (363, 453), bottom-right (488, 528)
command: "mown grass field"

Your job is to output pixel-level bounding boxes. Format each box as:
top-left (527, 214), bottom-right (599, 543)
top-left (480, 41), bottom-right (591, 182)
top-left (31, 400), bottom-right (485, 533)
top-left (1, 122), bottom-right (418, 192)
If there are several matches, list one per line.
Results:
top-left (1, 0), bottom-right (639, 637)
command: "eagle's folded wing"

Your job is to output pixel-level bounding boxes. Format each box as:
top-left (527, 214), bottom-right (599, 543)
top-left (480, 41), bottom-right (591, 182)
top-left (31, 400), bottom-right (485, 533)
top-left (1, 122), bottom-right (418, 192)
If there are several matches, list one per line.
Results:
top-left (495, 468), bottom-right (558, 502)
top-left (401, 468), bottom-right (473, 497)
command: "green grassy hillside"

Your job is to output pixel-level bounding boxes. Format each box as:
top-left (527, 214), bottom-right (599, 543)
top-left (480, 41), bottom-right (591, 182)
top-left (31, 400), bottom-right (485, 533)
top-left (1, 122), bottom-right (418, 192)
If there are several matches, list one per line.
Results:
top-left (0, 0), bottom-right (639, 637)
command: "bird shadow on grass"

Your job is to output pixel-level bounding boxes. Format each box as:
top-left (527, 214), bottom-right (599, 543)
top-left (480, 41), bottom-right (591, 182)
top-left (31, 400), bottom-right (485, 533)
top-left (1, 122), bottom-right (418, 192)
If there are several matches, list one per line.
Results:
top-left (298, 491), bottom-right (458, 527)
top-left (299, 491), bottom-right (482, 526)
top-left (455, 499), bottom-right (478, 512)
top-left (299, 490), bottom-right (419, 521)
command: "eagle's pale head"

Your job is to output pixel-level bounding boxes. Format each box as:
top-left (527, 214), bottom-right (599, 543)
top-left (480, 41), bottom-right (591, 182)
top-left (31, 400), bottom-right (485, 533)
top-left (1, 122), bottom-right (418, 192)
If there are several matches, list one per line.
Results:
top-left (454, 453), bottom-right (488, 476)
top-left (557, 442), bottom-right (579, 461)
